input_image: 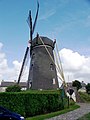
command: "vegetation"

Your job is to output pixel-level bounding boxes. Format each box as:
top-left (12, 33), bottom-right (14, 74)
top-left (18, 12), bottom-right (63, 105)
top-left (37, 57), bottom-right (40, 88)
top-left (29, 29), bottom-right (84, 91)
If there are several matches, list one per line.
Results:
top-left (72, 80), bottom-right (82, 90)
top-left (77, 112), bottom-right (90, 120)
top-left (0, 89), bottom-right (68, 117)
top-left (6, 84), bottom-right (21, 92)
top-left (86, 83), bottom-right (90, 94)
top-left (26, 104), bottom-right (80, 120)
top-left (78, 92), bottom-right (90, 103)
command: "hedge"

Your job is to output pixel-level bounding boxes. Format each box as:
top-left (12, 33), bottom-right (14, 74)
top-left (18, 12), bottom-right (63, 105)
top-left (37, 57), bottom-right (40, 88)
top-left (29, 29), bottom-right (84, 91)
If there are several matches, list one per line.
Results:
top-left (6, 84), bottom-right (21, 92)
top-left (0, 90), bottom-right (68, 117)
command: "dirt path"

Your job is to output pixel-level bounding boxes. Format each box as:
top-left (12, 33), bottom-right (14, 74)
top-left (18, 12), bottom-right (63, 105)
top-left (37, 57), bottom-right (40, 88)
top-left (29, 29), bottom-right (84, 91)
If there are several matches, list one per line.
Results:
top-left (46, 103), bottom-right (90, 120)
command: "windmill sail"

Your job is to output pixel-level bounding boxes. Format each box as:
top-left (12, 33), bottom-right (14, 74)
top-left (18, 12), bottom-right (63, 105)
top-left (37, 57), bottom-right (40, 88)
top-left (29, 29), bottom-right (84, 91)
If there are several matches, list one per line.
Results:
top-left (17, 1), bottom-right (39, 84)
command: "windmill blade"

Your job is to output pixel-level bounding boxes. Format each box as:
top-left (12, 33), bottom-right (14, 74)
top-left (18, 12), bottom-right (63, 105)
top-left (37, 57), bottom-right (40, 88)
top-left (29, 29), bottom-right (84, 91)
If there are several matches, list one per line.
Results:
top-left (27, 1), bottom-right (39, 35)
top-left (32, 1), bottom-right (39, 34)
top-left (17, 11), bottom-right (32, 84)
top-left (29, 10), bottom-right (33, 46)
top-left (17, 1), bottom-right (39, 84)
top-left (17, 46), bottom-right (29, 84)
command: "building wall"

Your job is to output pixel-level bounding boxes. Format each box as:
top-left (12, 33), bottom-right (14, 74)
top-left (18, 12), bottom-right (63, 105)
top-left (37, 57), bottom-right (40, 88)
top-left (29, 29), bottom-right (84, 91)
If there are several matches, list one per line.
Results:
top-left (0, 87), bottom-right (6, 92)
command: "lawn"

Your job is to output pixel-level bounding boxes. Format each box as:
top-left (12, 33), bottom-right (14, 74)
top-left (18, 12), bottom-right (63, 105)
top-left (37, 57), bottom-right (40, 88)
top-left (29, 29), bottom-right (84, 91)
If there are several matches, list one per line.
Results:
top-left (77, 112), bottom-right (90, 120)
top-left (26, 104), bottom-right (80, 120)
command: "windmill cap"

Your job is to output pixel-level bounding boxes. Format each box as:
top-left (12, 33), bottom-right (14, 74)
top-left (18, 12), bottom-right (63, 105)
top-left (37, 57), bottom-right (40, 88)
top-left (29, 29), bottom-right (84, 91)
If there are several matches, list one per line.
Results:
top-left (32, 36), bottom-right (55, 48)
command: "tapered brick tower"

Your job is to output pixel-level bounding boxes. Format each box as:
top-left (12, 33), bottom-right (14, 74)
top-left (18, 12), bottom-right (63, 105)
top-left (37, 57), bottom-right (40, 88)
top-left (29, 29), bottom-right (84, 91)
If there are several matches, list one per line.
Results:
top-left (28, 35), bottom-right (59, 90)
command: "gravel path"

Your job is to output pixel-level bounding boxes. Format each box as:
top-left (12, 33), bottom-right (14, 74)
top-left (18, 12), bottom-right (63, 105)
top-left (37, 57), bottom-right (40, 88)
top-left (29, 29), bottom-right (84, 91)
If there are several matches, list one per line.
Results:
top-left (46, 103), bottom-right (90, 120)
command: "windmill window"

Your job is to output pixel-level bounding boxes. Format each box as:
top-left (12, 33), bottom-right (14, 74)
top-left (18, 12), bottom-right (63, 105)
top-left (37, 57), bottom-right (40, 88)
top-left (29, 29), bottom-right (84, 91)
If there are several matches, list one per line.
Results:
top-left (33, 53), bottom-right (35, 55)
top-left (30, 64), bottom-right (33, 70)
top-left (32, 53), bottom-right (35, 59)
top-left (53, 78), bottom-right (56, 84)
top-left (50, 63), bottom-right (54, 71)
top-left (30, 80), bottom-right (32, 88)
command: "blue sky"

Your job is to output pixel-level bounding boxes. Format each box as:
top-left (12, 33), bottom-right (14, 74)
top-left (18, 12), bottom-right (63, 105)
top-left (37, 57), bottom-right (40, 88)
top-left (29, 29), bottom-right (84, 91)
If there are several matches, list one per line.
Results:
top-left (0, 0), bottom-right (90, 61)
top-left (0, 0), bottom-right (90, 82)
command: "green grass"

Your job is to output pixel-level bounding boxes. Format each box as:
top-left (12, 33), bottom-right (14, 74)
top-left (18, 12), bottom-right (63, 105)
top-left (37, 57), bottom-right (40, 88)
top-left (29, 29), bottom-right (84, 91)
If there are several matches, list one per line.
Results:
top-left (79, 92), bottom-right (90, 103)
top-left (26, 104), bottom-right (80, 120)
top-left (77, 112), bottom-right (90, 120)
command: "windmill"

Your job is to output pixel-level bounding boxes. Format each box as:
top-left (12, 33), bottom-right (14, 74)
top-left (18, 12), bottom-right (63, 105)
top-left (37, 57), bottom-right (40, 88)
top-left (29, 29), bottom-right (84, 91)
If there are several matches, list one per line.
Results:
top-left (17, 1), bottom-right (39, 88)
top-left (17, 1), bottom-right (67, 90)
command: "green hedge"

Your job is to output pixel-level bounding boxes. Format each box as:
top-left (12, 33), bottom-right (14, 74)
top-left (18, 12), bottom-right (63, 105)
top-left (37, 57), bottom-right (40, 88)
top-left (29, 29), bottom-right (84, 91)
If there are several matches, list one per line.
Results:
top-left (6, 84), bottom-right (21, 92)
top-left (0, 90), bottom-right (68, 117)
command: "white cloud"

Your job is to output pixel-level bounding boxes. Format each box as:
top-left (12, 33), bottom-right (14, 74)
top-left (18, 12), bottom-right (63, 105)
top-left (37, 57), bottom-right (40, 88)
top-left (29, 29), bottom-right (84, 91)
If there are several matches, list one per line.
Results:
top-left (0, 42), bottom-right (90, 85)
top-left (59, 48), bottom-right (90, 83)
top-left (0, 43), bottom-right (28, 83)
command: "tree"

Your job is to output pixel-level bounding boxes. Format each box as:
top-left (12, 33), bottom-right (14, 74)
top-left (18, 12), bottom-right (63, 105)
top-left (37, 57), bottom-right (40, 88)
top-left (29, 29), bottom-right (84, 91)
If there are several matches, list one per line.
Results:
top-left (72, 80), bottom-right (82, 90)
top-left (6, 84), bottom-right (21, 92)
top-left (86, 83), bottom-right (90, 94)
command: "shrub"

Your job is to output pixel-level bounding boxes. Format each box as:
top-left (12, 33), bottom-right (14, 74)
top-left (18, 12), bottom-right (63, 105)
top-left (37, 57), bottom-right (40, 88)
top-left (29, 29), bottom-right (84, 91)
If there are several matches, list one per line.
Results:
top-left (6, 84), bottom-right (21, 92)
top-left (0, 90), bottom-right (68, 117)
top-left (72, 80), bottom-right (82, 90)
top-left (86, 83), bottom-right (90, 94)
top-left (69, 98), bottom-right (75, 105)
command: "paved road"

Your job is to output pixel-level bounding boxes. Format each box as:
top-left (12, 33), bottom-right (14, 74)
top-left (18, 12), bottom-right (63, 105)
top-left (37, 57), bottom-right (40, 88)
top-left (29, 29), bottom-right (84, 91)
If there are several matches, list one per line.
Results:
top-left (46, 103), bottom-right (90, 120)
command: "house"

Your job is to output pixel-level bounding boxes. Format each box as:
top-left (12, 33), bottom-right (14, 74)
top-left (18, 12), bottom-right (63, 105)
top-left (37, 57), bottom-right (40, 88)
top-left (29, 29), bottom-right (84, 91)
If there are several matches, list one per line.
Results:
top-left (78, 81), bottom-right (86, 92)
top-left (0, 80), bottom-right (27, 92)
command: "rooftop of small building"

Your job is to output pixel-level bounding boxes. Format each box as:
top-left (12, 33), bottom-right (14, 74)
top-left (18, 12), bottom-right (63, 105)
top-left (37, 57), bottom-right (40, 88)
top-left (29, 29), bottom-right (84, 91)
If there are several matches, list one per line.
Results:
top-left (0, 81), bottom-right (27, 88)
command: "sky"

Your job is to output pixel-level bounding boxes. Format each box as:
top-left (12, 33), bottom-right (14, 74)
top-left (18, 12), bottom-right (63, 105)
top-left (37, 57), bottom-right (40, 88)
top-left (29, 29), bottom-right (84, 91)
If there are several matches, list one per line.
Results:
top-left (0, 0), bottom-right (90, 84)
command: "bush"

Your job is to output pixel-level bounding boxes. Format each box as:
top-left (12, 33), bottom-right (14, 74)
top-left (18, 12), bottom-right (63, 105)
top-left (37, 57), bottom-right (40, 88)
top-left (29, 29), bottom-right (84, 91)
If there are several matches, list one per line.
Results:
top-left (86, 83), bottom-right (90, 94)
top-left (0, 90), bottom-right (68, 117)
top-left (6, 84), bottom-right (21, 92)
top-left (72, 80), bottom-right (82, 90)
top-left (69, 98), bottom-right (75, 105)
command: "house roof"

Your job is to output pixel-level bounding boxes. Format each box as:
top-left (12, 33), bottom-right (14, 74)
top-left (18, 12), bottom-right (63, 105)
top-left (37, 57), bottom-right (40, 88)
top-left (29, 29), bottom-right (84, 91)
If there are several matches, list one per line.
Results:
top-left (0, 81), bottom-right (27, 88)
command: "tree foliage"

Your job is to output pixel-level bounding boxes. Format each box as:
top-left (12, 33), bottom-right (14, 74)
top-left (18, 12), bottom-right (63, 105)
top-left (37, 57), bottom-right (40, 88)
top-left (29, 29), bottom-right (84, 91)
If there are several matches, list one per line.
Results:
top-left (86, 83), bottom-right (90, 94)
top-left (6, 84), bottom-right (21, 92)
top-left (72, 80), bottom-right (82, 90)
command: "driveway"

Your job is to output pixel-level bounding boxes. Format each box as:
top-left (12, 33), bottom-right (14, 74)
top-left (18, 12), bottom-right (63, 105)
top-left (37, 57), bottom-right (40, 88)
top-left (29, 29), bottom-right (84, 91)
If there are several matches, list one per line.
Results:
top-left (46, 103), bottom-right (90, 120)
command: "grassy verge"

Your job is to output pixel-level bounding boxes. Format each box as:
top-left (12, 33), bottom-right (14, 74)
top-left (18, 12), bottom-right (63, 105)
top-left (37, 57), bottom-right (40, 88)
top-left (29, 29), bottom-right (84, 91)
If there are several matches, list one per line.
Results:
top-left (26, 104), bottom-right (80, 120)
top-left (79, 92), bottom-right (90, 103)
top-left (77, 112), bottom-right (90, 120)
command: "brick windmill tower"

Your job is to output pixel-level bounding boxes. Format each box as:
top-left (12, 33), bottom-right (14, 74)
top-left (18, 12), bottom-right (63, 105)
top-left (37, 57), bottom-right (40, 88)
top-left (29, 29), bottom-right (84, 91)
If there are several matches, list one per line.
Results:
top-left (28, 34), bottom-right (59, 89)
top-left (17, 2), bottom-right (59, 90)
